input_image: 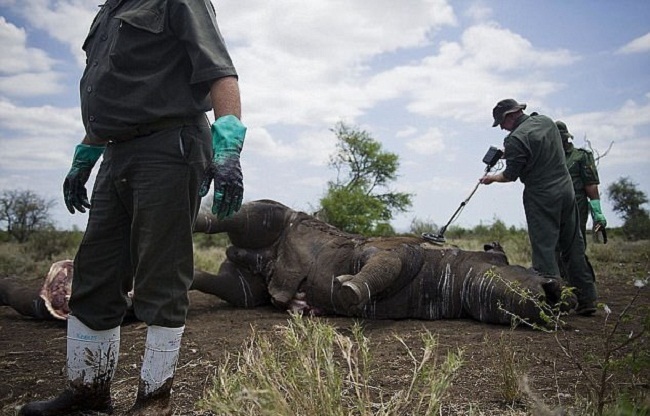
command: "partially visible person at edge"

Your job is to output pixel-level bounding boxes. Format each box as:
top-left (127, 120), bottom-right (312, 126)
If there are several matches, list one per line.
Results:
top-left (19, 1), bottom-right (246, 415)
top-left (479, 99), bottom-right (597, 317)
top-left (555, 120), bottom-right (607, 245)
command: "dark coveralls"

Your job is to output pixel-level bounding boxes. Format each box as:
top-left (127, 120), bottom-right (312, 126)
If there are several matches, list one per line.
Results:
top-left (565, 143), bottom-right (600, 242)
top-left (501, 114), bottom-right (597, 305)
top-left (70, 0), bottom-right (238, 330)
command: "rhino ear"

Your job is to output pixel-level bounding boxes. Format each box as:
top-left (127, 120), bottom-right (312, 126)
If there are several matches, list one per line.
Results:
top-left (483, 241), bottom-right (505, 253)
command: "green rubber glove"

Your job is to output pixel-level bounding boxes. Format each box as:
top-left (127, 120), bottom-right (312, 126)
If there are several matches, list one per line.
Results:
top-left (199, 115), bottom-right (246, 219)
top-left (63, 144), bottom-right (105, 214)
top-left (589, 199), bottom-right (607, 227)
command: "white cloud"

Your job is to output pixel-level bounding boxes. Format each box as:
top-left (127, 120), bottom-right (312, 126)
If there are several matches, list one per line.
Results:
top-left (555, 98), bottom-right (650, 166)
top-left (0, 135), bottom-right (73, 170)
top-left (243, 125), bottom-right (335, 166)
top-left (293, 128), bottom-right (338, 166)
top-left (0, 72), bottom-right (66, 96)
top-left (8, 0), bottom-right (97, 67)
top-left (0, 16), bottom-right (67, 98)
top-left (617, 32), bottom-right (650, 54)
top-left (459, 24), bottom-right (576, 70)
top-left (396, 126), bottom-right (418, 138)
top-left (0, 100), bottom-right (82, 138)
top-left (465, 1), bottom-right (493, 22)
top-left (220, 1), bottom-right (457, 127)
top-left (406, 127), bottom-right (446, 155)
top-left (219, 0), bottom-right (456, 60)
top-left (0, 17), bottom-right (55, 75)
top-left (365, 23), bottom-right (578, 125)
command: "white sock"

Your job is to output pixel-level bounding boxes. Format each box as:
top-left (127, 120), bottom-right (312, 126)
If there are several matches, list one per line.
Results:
top-left (140, 325), bottom-right (184, 394)
top-left (67, 315), bottom-right (120, 384)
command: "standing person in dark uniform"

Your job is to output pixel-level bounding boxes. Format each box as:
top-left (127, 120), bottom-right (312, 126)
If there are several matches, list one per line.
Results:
top-left (19, 1), bottom-right (245, 415)
top-left (479, 99), bottom-right (597, 317)
top-left (556, 120), bottom-right (607, 244)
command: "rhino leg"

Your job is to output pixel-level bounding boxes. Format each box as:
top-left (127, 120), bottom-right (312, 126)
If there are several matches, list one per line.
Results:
top-left (194, 212), bottom-right (241, 234)
top-left (194, 200), bottom-right (290, 249)
top-left (191, 261), bottom-right (270, 308)
top-left (0, 279), bottom-right (53, 320)
top-left (334, 253), bottom-right (404, 312)
top-left (333, 274), bottom-right (367, 311)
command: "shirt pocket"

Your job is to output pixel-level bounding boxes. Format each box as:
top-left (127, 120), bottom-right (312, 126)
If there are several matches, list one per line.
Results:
top-left (116, 5), bottom-right (164, 33)
top-left (110, 6), bottom-right (166, 71)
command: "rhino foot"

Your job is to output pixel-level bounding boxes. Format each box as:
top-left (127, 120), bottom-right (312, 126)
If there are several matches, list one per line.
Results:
top-left (334, 275), bottom-right (370, 313)
top-left (340, 281), bottom-right (363, 306)
top-left (334, 274), bottom-right (354, 284)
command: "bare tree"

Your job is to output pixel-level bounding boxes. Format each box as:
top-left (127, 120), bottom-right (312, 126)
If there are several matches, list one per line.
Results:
top-left (0, 189), bottom-right (55, 242)
top-left (582, 134), bottom-right (614, 165)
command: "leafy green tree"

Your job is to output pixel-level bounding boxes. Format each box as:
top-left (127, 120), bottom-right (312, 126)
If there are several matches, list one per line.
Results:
top-left (0, 189), bottom-right (55, 243)
top-left (319, 122), bottom-right (412, 235)
top-left (607, 177), bottom-right (650, 240)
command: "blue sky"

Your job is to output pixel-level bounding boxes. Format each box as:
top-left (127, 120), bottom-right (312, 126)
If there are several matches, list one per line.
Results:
top-left (1, 0), bottom-right (649, 233)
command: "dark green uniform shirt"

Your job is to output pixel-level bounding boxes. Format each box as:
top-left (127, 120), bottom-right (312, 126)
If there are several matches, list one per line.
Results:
top-left (565, 143), bottom-right (600, 198)
top-left (565, 143), bottom-right (600, 240)
top-left (502, 113), bottom-right (572, 191)
top-left (80, 0), bottom-right (237, 141)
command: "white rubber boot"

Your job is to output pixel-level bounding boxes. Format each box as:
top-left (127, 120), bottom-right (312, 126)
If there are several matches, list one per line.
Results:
top-left (127, 325), bottom-right (184, 416)
top-left (19, 315), bottom-right (120, 415)
top-left (67, 315), bottom-right (121, 384)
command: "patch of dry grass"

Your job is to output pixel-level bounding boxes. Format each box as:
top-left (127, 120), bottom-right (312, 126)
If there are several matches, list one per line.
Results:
top-left (199, 315), bottom-right (463, 416)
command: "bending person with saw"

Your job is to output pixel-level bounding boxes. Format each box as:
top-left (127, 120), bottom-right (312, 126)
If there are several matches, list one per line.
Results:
top-left (479, 98), bottom-right (597, 317)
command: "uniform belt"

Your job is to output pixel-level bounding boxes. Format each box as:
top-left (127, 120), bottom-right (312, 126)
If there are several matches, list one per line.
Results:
top-left (110, 114), bottom-right (208, 142)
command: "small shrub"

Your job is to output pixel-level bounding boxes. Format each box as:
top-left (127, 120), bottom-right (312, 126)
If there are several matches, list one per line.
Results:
top-left (0, 242), bottom-right (54, 280)
top-left (193, 232), bottom-right (230, 249)
top-left (498, 271), bottom-right (649, 415)
top-left (193, 245), bottom-right (227, 273)
top-left (493, 332), bottom-right (526, 404)
top-left (23, 228), bottom-right (82, 261)
top-left (409, 217), bottom-right (439, 236)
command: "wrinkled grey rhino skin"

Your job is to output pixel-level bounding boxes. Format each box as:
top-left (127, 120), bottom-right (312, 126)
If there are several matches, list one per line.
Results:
top-left (191, 200), bottom-right (574, 325)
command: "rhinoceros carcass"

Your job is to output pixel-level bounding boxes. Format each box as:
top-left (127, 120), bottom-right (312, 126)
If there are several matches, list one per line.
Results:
top-left (191, 200), bottom-right (576, 325)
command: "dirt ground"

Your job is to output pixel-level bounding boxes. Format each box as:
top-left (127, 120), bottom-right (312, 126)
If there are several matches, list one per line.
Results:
top-left (1, 266), bottom-right (648, 415)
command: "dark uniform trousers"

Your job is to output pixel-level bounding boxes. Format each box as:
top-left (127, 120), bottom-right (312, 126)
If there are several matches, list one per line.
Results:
top-left (524, 184), bottom-right (597, 304)
top-left (70, 118), bottom-right (211, 330)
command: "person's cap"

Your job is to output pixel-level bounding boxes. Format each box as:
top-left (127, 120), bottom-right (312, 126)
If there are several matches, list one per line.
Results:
top-left (555, 120), bottom-right (573, 140)
top-left (492, 98), bottom-right (527, 127)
